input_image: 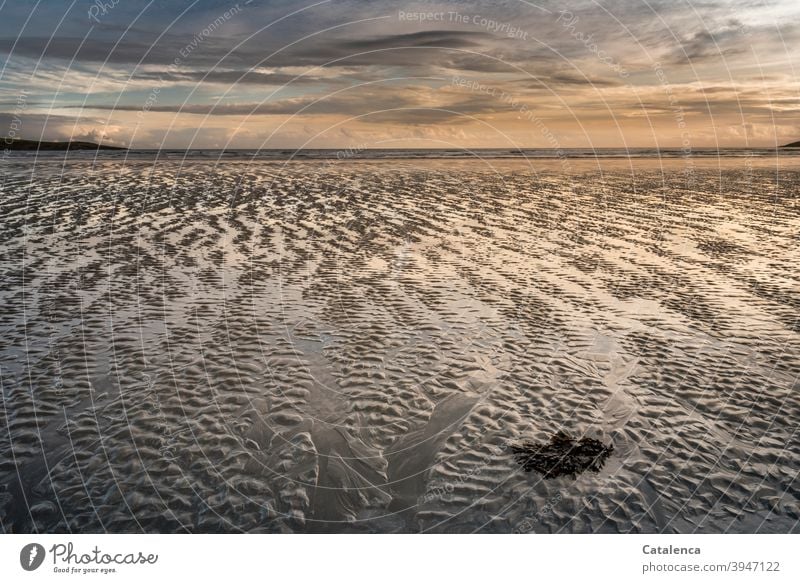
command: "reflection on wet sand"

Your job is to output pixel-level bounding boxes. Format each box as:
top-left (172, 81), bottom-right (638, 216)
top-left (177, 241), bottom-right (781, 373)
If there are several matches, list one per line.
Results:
top-left (0, 158), bottom-right (798, 533)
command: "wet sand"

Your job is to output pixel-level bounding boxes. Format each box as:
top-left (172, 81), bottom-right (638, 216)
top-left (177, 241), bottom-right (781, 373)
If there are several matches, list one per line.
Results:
top-left (0, 158), bottom-right (798, 533)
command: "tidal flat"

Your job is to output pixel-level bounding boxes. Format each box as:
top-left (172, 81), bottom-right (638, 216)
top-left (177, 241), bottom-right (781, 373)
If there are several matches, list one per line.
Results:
top-left (0, 157), bottom-right (797, 533)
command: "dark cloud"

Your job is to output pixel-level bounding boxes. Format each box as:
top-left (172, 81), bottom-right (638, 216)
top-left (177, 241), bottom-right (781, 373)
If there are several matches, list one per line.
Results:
top-left (670, 25), bottom-right (750, 63)
top-left (0, 30), bottom-right (499, 73)
top-left (132, 69), bottom-right (341, 87)
top-left (335, 30), bottom-right (487, 51)
top-left (0, 36), bottom-right (168, 66)
top-left (545, 72), bottom-right (623, 87)
top-left (60, 83), bottom-right (511, 122)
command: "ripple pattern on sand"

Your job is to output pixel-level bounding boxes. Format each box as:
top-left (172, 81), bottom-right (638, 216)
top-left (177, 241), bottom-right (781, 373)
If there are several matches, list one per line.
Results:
top-left (1, 159), bottom-right (798, 533)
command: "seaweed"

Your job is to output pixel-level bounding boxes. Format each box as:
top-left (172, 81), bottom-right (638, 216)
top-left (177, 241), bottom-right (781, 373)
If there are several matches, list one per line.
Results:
top-left (511, 432), bottom-right (613, 478)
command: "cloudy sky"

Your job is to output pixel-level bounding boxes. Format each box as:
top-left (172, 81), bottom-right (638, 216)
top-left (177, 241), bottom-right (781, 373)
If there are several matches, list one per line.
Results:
top-left (1, 0), bottom-right (798, 149)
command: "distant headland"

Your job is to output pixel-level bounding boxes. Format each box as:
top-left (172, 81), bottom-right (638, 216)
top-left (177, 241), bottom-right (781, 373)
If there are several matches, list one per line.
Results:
top-left (3, 139), bottom-right (126, 151)
top-left (781, 141), bottom-right (800, 148)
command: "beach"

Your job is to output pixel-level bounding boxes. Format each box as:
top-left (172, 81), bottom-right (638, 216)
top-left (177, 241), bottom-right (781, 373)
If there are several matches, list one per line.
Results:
top-left (0, 156), bottom-right (798, 533)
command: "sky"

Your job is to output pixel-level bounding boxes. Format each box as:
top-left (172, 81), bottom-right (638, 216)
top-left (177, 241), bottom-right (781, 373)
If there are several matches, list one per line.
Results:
top-left (0, 0), bottom-right (798, 149)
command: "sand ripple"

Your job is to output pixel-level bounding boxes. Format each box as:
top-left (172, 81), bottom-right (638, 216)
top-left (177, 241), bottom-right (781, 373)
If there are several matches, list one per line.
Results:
top-left (0, 159), bottom-right (798, 533)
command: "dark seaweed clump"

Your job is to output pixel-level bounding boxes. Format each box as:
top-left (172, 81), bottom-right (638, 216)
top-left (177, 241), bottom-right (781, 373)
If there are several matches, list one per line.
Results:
top-left (511, 432), bottom-right (613, 479)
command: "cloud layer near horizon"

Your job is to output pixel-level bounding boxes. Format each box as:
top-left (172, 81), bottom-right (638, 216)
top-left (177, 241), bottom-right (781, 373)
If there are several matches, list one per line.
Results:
top-left (1, 0), bottom-right (798, 148)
